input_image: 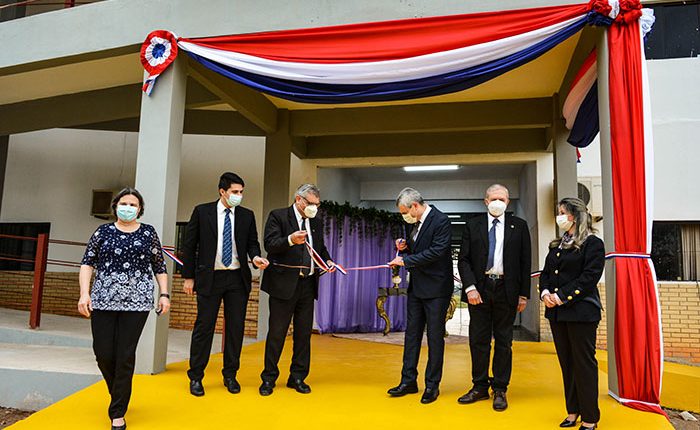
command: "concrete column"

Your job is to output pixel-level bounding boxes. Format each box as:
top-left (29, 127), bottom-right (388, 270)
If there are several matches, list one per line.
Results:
top-left (553, 119), bottom-right (578, 204)
top-left (596, 30), bottom-right (619, 395)
top-left (134, 56), bottom-right (187, 374)
top-left (257, 110), bottom-right (291, 340)
top-left (0, 136), bottom-right (8, 216)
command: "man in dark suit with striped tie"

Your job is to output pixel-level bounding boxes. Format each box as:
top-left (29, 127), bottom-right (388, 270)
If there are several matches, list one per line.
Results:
top-left (258, 184), bottom-right (335, 396)
top-left (182, 172), bottom-right (269, 396)
top-left (387, 187), bottom-right (453, 404)
top-left (457, 184), bottom-right (531, 411)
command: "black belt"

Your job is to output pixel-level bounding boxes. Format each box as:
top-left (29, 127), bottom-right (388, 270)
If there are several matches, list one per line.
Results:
top-left (486, 273), bottom-right (504, 280)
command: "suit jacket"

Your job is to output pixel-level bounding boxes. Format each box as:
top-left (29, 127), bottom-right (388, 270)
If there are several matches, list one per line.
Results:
top-left (539, 235), bottom-right (605, 322)
top-left (457, 213), bottom-right (532, 307)
top-left (260, 206), bottom-right (331, 300)
top-left (181, 201), bottom-right (262, 296)
top-left (402, 206), bottom-right (454, 299)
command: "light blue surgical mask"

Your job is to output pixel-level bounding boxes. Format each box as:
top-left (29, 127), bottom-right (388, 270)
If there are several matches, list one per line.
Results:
top-left (116, 205), bottom-right (138, 222)
top-left (227, 193), bottom-right (242, 207)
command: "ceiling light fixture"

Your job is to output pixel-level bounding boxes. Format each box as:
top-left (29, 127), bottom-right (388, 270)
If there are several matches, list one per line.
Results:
top-left (403, 165), bottom-right (459, 172)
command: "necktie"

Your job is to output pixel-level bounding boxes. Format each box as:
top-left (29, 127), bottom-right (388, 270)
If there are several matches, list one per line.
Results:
top-left (300, 218), bottom-right (311, 276)
top-left (410, 220), bottom-right (421, 242)
top-left (222, 208), bottom-right (232, 267)
top-left (486, 218), bottom-right (499, 271)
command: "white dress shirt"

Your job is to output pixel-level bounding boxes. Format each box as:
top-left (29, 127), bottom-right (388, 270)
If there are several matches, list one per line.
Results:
top-left (288, 205), bottom-right (314, 273)
top-left (214, 200), bottom-right (240, 270)
top-left (485, 212), bottom-right (505, 276)
top-left (465, 212), bottom-right (504, 294)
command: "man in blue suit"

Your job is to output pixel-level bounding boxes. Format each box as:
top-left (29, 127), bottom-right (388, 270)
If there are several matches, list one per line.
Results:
top-left (387, 187), bottom-right (453, 404)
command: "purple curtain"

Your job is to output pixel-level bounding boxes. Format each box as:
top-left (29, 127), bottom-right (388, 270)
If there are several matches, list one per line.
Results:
top-left (315, 215), bottom-right (407, 333)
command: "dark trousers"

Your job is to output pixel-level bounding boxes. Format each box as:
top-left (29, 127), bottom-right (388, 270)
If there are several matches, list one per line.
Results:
top-left (467, 278), bottom-right (517, 392)
top-left (400, 292), bottom-right (451, 389)
top-left (550, 320), bottom-right (600, 423)
top-left (188, 270), bottom-right (248, 381)
top-left (261, 276), bottom-right (315, 383)
top-left (91, 310), bottom-right (149, 419)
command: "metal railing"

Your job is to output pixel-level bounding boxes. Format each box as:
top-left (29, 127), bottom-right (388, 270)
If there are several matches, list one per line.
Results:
top-left (0, 233), bottom-right (86, 329)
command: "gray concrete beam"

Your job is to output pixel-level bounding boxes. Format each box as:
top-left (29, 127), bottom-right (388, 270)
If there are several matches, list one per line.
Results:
top-left (0, 79), bottom-right (221, 136)
top-left (305, 129), bottom-right (547, 158)
top-left (596, 29), bottom-right (619, 396)
top-left (187, 58), bottom-right (278, 133)
top-left (290, 98), bottom-right (553, 137)
top-left (133, 56), bottom-right (187, 375)
top-left (73, 110), bottom-right (265, 136)
top-left (258, 109), bottom-right (294, 340)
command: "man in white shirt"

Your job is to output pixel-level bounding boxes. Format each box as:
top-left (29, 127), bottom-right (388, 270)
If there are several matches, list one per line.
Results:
top-left (182, 172), bottom-right (268, 396)
top-left (456, 184), bottom-right (531, 411)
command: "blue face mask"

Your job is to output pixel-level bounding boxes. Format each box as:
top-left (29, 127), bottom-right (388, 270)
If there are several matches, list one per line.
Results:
top-left (227, 193), bottom-right (242, 207)
top-left (116, 205), bottom-right (138, 222)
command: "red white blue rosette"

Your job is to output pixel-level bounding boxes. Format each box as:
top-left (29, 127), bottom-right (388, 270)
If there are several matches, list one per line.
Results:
top-left (140, 30), bottom-right (179, 95)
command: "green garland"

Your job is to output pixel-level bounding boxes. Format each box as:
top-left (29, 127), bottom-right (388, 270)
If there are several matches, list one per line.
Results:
top-left (320, 201), bottom-right (405, 245)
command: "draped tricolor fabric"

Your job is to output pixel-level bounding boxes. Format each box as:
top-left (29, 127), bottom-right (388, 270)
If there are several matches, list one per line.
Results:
top-left (140, 0), bottom-right (664, 416)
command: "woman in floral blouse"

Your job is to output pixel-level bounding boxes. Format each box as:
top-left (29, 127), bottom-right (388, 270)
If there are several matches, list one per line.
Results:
top-left (78, 187), bottom-right (170, 430)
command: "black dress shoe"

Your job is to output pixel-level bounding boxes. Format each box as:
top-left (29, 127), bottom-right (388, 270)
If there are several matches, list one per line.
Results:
top-left (189, 380), bottom-right (204, 397)
top-left (286, 378), bottom-right (311, 394)
top-left (387, 382), bottom-right (419, 397)
top-left (223, 377), bottom-right (241, 394)
top-left (457, 388), bottom-right (490, 404)
top-left (259, 380), bottom-right (275, 396)
top-left (420, 387), bottom-right (440, 404)
top-left (493, 391), bottom-right (508, 411)
top-left (578, 425), bottom-right (597, 430)
top-left (559, 416), bottom-right (579, 428)
top-left (111, 420), bottom-right (126, 430)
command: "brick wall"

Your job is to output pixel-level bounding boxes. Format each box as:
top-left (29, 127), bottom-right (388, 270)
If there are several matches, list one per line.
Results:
top-left (0, 271), bottom-right (259, 337)
top-left (539, 281), bottom-right (700, 365)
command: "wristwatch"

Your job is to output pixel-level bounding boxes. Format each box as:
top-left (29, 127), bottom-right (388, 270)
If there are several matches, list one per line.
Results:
top-left (160, 293), bottom-right (170, 299)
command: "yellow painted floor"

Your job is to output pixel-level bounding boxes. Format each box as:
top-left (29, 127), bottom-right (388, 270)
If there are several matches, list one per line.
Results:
top-left (10, 335), bottom-right (674, 430)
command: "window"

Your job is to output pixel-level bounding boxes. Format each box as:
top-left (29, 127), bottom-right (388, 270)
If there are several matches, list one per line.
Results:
top-left (172, 222), bottom-right (188, 274)
top-left (0, 223), bottom-right (51, 271)
top-left (644, 1), bottom-right (700, 59)
top-left (651, 222), bottom-right (700, 281)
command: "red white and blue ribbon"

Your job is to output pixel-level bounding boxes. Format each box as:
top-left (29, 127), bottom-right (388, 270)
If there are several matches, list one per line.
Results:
top-left (161, 245), bottom-right (183, 266)
top-left (139, 3), bottom-right (620, 103)
top-left (140, 30), bottom-right (179, 95)
top-left (563, 49), bottom-right (599, 149)
top-left (605, 251), bottom-right (651, 260)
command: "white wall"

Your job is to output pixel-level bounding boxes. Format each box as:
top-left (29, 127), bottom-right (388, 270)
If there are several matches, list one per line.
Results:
top-left (516, 162), bottom-right (541, 335)
top-left (360, 179), bottom-right (520, 201)
top-left (1, 129), bottom-right (266, 268)
top-left (317, 168), bottom-right (361, 205)
top-left (577, 58), bottom-right (700, 222)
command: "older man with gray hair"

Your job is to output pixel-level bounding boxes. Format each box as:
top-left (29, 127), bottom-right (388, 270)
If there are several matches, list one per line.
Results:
top-left (259, 184), bottom-right (335, 396)
top-left (457, 183), bottom-right (531, 411)
top-left (387, 187), bottom-right (453, 404)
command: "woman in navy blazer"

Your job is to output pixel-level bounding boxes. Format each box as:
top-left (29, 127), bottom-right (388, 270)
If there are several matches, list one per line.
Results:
top-left (539, 197), bottom-right (605, 430)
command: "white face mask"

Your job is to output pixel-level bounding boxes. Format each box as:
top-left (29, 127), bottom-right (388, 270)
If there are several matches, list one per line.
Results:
top-left (556, 214), bottom-right (574, 231)
top-left (487, 200), bottom-right (507, 217)
top-left (227, 193), bottom-right (242, 207)
top-left (402, 212), bottom-right (418, 224)
top-left (303, 204), bottom-right (318, 218)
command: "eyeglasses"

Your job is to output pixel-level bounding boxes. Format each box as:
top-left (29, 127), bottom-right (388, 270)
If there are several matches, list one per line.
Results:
top-left (300, 195), bottom-right (320, 206)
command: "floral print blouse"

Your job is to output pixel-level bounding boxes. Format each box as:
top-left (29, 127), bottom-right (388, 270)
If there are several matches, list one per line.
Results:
top-left (81, 223), bottom-right (167, 311)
